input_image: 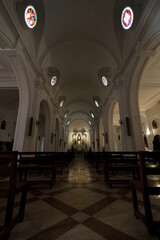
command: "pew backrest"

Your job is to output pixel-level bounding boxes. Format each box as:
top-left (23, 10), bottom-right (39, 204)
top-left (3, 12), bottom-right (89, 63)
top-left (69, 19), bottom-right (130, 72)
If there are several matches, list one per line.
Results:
top-left (138, 151), bottom-right (160, 193)
top-left (0, 151), bottom-right (18, 187)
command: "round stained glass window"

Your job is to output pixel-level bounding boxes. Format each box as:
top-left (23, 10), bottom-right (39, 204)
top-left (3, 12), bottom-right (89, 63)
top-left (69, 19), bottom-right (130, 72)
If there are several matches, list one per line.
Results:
top-left (24, 5), bottom-right (37, 29)
top-left (102, 76), bottom-right (108, 86)
top-left (51, 76), bottom-right (57, 86)
top-left (121, 6), bottom-right (134, 30)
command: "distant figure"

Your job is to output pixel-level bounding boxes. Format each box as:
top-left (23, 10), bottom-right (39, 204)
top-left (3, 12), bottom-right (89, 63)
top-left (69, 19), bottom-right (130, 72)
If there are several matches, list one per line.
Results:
top-left (153, 135), bottom-right (160, 151)
top-left (71, 146), bottom-right (75, 158)
top-left (89, 147), bottom-right (92, 154)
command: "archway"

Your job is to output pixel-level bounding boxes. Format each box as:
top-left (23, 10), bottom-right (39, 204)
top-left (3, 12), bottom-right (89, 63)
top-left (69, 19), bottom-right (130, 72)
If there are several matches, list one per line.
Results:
top-left (130, 38), bottom-right (160, 151)
top-left (0, 47), bottom-right (29, 151)
top-left (138, 44), bottom-right (160, 150)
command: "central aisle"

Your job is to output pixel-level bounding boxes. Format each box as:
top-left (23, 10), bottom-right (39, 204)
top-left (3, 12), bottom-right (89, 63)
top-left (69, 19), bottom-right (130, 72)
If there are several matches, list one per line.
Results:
top-left (9, 156), bottom-right (157, 240)
top-left (67, 155), bottom-right (94, 184)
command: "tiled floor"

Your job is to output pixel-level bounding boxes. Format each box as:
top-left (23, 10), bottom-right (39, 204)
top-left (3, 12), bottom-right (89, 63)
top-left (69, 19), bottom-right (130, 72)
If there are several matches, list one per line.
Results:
top-left (1, 155), bottom-right (159, 240)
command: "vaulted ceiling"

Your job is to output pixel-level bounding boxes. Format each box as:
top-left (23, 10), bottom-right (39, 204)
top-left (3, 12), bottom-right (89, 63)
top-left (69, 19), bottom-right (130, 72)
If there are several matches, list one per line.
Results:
top-left (1, 0), bottom-right (160, 130)
top-left (38, 0), bottom-right (121, 126)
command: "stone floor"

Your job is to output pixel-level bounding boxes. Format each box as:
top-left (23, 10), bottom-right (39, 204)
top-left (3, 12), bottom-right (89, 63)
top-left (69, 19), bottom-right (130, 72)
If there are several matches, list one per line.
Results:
top-left (1, 155), bottom-right (160, 240)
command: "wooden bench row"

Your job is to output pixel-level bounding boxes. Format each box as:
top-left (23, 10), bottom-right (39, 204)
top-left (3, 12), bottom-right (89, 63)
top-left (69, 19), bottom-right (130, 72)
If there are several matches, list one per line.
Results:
top-left (86, 151), bottom-right (139, 187)
top-left (17, 151), bottom-right (73, 188)
top-left (104, 151), bottom-right (139, 187)
top-left (1, 151), bottom-right (160, 238)
top-left (0, 152), bottom-right (28, 240)
top-left (0, 151), bottom-right (73, 239)
top-left (131, 151), bottom-right (160, 237)
top-left (86, 150), bottom-right (160, 237)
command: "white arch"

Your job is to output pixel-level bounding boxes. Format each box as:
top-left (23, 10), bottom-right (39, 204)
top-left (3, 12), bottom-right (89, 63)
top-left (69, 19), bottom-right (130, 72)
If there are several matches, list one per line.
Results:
top-left (129, 36), bottom-right (160, 150)
top-left (1, 50), bottom-right (30, 151)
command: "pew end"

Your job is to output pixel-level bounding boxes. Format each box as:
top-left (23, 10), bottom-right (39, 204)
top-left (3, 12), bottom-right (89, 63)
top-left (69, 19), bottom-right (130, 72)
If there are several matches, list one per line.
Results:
top-left (131, 151), bottom-right (160, 237)
top-left (0, 152), bottom-right (28, 240)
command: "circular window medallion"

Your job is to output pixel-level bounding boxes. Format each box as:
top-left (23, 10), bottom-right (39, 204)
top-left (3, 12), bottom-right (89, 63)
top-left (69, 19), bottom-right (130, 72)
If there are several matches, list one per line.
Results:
top-left (102, 76), bottom-right (108, 86)
top-left (88, 121), bottom-right (91, 125)
top-left (95, 100), bottom-right (99, 107)
top-left (24, 5), bottom-right (37, 29)
top-left (51, 76), bottom-right (57, 86)
top-left (121, 6), bottom-right (134, 30)
top-left (67, 120), bottom-right (70, 125)
top-left (60, 100), bottom-right (64, 108)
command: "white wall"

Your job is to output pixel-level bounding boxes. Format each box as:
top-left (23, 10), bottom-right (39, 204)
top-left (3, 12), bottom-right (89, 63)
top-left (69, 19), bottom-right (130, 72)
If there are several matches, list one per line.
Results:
top-left (140, 103), bottom-right (160, 150)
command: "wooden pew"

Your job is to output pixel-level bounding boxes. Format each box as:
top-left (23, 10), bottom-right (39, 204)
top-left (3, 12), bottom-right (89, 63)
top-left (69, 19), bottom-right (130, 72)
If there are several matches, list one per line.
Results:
top-left (95, 152), bottom-right (106, 174)
top-left (18, 152), bottom-right (71, 188)
top-left (104, 151), bottom-right (139, 187)
top-left (86, 152), bottom-right (104, 172)
top-left (18, 152), bottom-right (56, 188)
top-left (89, 152), bottom-right (98, 168)
top-left (131, 151), bottom-right (160, 237)
top-left (0, 152), bottom-right (28, 240)
top-left (54, 152), bottom-right (71, 174)
top-left (84, 151), bottom-right (93, 164)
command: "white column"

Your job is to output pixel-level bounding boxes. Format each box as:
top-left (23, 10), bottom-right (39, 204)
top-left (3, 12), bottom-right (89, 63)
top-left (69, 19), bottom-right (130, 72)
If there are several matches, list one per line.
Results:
top-left (116, 81), bottom-right (136, 151)
top-left (25, 80), bottom-right (41, 151)
top-left (2, 50), bottom-right (30, 151)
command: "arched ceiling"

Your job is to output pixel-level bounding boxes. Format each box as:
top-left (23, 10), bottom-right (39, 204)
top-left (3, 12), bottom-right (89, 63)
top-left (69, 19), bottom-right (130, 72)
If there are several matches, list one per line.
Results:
top-left (37, 0), bottom-right (123, 127)
top-left (139, 44), bottom-right (160, 113)
top-left (1, 0), bottom-right (157, 132)
top-left (68, 119), bottom-right (90, 133)
top-left (35, 0), bottom-right (151, 129)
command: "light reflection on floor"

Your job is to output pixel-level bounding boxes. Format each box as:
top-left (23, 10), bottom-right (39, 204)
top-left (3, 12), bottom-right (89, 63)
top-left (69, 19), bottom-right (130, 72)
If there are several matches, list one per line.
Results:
top-left (67, 156), bottom-right (92, 183)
